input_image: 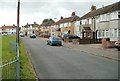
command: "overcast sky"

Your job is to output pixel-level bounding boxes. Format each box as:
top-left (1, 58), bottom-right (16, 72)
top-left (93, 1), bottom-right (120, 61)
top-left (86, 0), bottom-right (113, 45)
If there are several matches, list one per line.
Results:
top-left (0, 0), bottom-right (119, 27)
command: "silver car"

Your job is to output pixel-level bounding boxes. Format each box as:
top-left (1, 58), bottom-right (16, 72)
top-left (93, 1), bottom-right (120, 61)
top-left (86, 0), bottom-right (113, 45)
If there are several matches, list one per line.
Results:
top-left (47, 36), bottom-right (62, 46)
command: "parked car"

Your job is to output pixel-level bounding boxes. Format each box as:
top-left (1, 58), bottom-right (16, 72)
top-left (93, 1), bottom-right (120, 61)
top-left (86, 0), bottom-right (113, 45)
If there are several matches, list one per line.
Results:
top-left (62, 34), bottom-right (80, 41)
top-left (19, 33), bottom-right (24, 37)
top-left (2, 33), bottom-right (8, 36)
top-left (114, 40), bottom-right (120, 51)
top-left (47, 36), bottom-right (62, 46)
top-left (30, 34), bottom-right (36, 38)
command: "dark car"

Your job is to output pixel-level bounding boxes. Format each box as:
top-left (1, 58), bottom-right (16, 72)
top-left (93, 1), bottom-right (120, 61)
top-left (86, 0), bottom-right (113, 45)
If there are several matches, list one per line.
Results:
top-left (114, 40), bottom-right (120, 51)
top-left (30, 34), bottom-right (36, 38)
top-left (47, 36), bottom-right (62, 46)
top-left (62, 34), bottom-right (80, 41)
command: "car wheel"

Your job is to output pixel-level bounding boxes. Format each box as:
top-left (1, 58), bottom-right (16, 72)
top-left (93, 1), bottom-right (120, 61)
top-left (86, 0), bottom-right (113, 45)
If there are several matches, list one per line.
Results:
top-left (59, 44), bottom-right (62, 46)
top-left (50, 43), bottom-right (52, 46)
top-left (118, 48), bottom-right (120, 51)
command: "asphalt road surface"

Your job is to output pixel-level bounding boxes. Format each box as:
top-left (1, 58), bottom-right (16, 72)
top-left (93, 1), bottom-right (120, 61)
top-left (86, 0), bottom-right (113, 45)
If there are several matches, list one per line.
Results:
top-left (23, 37), bottom-right (118, 79)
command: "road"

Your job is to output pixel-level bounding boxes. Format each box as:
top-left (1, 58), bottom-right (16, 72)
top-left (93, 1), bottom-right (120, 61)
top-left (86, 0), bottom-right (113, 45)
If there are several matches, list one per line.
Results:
top-left (23, 37), bottom-right (118, 79)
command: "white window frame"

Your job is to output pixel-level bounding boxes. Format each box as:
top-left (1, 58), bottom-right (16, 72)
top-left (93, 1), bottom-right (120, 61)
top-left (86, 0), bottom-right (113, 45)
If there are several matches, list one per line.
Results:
top-left (118, 29), bottom-right (120, 37)
top-left (118, 11), bottom-right (120, 19)
top-left (105, 30), bottom-right (109, 37)
top-left (114, 28), bottom-right (118, 37)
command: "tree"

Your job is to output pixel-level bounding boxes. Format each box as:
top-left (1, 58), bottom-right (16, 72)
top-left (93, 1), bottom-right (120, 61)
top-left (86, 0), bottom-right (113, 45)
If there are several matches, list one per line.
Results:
top-left (42, 19), bottom-right (49, 23)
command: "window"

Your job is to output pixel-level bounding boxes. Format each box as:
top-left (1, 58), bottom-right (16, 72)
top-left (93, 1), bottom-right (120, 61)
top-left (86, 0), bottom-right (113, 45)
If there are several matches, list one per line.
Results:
top-left (103, 30), bottom-right (105, 37)
top-left (89, 19), bottom-right (92, 24)
top-left (118, 12), bottom-right (120, 19)
top-left (84, 33), bottom-right (86, 38)
top-left (100, 30), bottom-right (103, 37)
top-left (106, 13), bottom-right (110, 21)
top-left (114, 28), bottom-right (117, 37)
top-left (80, 21), bottom-right (82, 25)
top-left (119, 29), bottom-right (120, 37)
top-left (87, 19), bottom-right (89, 24)
top-left (98, 30), bottom-right (100, 38)
top-left (96, 17), bottom-right (99, 23)
top-left (106, 30), bottom-right (109, 37)
top-left (60, 24), bottom-right (62, 28)
top-left (100, 15), bottom-right (106, 21)
top-left (88, 33), bottom-right (90, 38)
top-left (69, 23), bottom-right (71, 26)
top-left (102, 15), bottom-right (105, 21)
top-left (67, 23), bottom-right (69, 27)
top-left (64, 23), bottom-right (67, 27)
top-left (110, 29), bottom-right (114, 37)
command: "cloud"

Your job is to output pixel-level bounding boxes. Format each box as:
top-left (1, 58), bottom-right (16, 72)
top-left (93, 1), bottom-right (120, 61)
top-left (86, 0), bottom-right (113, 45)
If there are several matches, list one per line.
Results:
top-left (0, 10), bottom-right (17, 26)
top-left (0, 0), bottom-right (119, 26)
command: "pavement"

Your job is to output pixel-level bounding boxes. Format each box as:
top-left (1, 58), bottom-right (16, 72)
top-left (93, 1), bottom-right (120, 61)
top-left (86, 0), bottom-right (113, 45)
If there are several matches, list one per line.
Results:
top-left (39, 37), bottom-right (119, 61)
top-left (63, 42), bottom-right (119, 61)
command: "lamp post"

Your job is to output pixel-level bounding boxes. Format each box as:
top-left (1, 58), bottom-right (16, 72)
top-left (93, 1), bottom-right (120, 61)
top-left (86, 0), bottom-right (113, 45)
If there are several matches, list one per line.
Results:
top-left (16, 0), bottom-right (20, 80)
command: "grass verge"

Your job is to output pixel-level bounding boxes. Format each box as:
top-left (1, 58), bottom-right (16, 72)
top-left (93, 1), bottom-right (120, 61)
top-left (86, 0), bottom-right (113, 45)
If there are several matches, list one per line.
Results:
top-left (2, 36), bottom-right (36, 79)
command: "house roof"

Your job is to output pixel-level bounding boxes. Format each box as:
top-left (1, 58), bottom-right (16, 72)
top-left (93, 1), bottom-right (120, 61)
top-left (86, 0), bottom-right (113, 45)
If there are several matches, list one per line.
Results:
top-left (24, 22), bottom-right (39, 28)
top-left (31, 23), bottom-right (39, 27)
top-left (80, 1), bottom-right (120, 20)
top-left (3, 26), bottom-right (13, 29)
top-left (55, 15), bottom-right (80, 25)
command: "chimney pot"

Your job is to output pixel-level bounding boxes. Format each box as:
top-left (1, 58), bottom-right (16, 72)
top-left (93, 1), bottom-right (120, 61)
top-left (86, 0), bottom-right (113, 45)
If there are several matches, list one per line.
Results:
top-left (60, 16), bottom-right (63, 19)
top-left (71, 12), bottom-right (76, 16)
top-left (91, 5), bottom-right (96, 11)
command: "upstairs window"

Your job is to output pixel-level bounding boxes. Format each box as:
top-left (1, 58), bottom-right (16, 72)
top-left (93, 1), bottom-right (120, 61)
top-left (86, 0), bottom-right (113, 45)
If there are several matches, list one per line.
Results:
top-left (105, 30), bottom-right (109, 37)
top-left (118, 12), bottom-right (120, 19)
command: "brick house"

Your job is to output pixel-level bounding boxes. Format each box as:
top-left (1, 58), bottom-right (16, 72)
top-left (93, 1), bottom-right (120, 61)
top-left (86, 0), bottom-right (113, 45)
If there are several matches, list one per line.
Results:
top-left (53, 12), bottom-right (80, 37)
top-left (39, 18), bottom-right (55, 37)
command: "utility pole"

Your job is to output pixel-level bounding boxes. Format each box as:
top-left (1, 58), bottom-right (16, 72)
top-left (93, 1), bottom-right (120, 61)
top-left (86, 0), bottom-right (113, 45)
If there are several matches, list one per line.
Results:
top-left (16, 0), bottom-right (20, 80)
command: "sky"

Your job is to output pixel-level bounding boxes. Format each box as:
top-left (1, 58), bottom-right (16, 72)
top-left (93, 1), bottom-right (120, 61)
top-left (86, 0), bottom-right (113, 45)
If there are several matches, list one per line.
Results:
top-left (0, 0), bottom-right (119, 27)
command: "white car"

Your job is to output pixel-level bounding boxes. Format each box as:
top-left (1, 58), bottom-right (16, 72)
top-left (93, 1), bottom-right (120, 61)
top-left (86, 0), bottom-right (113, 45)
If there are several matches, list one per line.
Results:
top-left (30, 34), bottom-right (36, 38)
top-left (19, 33), bottom-right (24, 37)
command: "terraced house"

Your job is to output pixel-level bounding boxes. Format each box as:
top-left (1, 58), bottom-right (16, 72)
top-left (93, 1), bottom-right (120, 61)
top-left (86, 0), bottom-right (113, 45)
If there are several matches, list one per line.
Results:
top-left (22, 22), bottom-right (39, 36)
top-left (39, 18), bottom-right (55, 37)
top-left (53, 12), bottom-right (80, 37)
top-left (75, 1), bottom-right (120, 45)
top-left (2, 25), bottom-right (16, 35)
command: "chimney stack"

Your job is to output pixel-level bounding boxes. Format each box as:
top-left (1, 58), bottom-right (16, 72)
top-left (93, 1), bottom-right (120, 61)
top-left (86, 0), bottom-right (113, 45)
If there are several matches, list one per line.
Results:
top-left (71, 12), bottom-right (76, 16)
top-left (60, 16), bottom-right (63, 19)
top-left (91, 5), bottom-right (96, 11)
top-left (34, 22), bottom-right (36, 24)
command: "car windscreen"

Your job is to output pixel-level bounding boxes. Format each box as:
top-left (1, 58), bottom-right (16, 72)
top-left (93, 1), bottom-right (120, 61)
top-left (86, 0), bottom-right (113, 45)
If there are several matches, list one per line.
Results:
top-left (52, 37), bottom-right (61, 41)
